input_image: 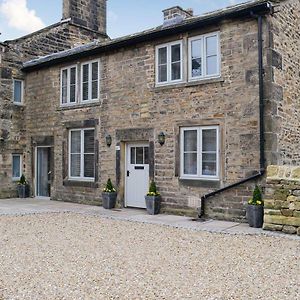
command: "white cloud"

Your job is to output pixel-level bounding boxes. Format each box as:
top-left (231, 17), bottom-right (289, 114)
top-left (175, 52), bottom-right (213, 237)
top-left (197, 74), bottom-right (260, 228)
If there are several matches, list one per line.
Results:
top-left (0, 0), bottom-right (45, 34)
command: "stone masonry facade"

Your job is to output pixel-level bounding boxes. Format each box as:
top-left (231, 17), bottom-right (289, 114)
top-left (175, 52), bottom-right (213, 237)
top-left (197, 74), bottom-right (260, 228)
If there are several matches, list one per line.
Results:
top-left (2, 0), bottom-right (300, 231)
top-left (0, 0), bottom-right (107, 198)
top-left (25, 11), bottom-right (264, 221)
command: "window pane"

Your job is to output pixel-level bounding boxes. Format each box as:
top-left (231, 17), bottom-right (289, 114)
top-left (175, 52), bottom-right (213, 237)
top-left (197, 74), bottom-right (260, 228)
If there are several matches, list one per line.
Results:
top-left (92, 62), bottom-right (98, 80)
top-left (136, 147), bottom-right (144, 164)
top-left (184, 153), bottom-right (197, 175)
top-left (192, 39), bottom-right (202, 59)
top-left (206, 36), bottom-right (218, 56)
top-left (202, 161), bottom-right (217, 176)
top-left (62, 87), bottom-right (68, 104)
top-left (70, 67), bottom-right (76, 84)
top-left (82, 82), bottom-right (89, 101)
top-left (71, 131), bottom-right (81, 153)
top-left (192, 58), bottom-right (202, 78)
top-left (171, 44), bottom-right (181, 62)
top-left (84, 130), bottom-right (94, 153)
top-left (202, 129), bottom-right (217, 152)
top-left (70, 85), bottom-right (76, 103)
top-left (130, 148), bottom-right (135, 164)
top-left (158, 65), bottom-right (167, 82)
top-left (144, 147), bottom-right (149, 165)
top-left (158, 47), bottom-right (167, 64)
top-left (14, 81), bottom-right (22, 103)
top-left (171, 62), bottom-right (181, 81)
top-left (184, 130), bottom-right (197, 152)
top-left (84, 154), bottom-right (94, 178)
top-left (206, 56), bottom-right (218, 75)
top-left (70, 154), bottom-right (81, 177)
top-left (82, 64), bottom-right (89, 83)
top-left (92, 81), bottom-right (98, 99)
top-left (12, 156), bottom-right (21, 178)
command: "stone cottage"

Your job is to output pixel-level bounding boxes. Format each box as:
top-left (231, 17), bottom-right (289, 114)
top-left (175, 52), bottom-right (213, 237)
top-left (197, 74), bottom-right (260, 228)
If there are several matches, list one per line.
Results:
top-left (1, 0), bottom-right (300, 234)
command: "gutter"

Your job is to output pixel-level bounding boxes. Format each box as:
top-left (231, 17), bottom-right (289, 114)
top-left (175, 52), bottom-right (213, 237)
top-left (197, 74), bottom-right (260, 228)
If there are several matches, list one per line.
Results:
top-left (22, 1), bottom-right (271, 72)
top-left (198, 12), bottom-right (269, 218)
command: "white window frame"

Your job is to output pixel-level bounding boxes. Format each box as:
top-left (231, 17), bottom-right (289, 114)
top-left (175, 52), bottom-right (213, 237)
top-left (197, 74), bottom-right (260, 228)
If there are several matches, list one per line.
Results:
top-left (12, 154), bottom-right (22, 181)
top-left (81, 59), bottom-right (100, 103)
top-left (60, 65), bottom-right (78, 106)
top-left (188, 32), bottom-right (221, 81)
top-left (68, 128), bottom-right (95, 181)
top-left (180, 126), bottom-right (220, 180)
top-left (155, 40), bottom-right (183, 86)
top-left (13, 79), bottom-right (24, 105)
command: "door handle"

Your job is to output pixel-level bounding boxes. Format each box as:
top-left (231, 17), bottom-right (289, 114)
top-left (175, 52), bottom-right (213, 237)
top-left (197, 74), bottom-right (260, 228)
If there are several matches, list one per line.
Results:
top-left (127, 170), bottom-right (130, 177)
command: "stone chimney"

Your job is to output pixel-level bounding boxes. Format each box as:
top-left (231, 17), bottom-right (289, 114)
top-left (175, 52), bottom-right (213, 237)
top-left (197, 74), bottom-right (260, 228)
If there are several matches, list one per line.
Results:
top-left (63, 0), bottom-right (107, 35)
top-left (162, 6), bottom-right (194, 27)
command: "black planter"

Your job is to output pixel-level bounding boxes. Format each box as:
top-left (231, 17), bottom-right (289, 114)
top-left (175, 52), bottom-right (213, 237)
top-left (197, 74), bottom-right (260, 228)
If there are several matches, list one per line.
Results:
top-left (17, 185), bottom-right (29, 198)
top-left (102, 192), bottom-right (117, 209)
top-left (247, 205), bottom-right (264, 228)
top-left (145, 195), bottom-right (161, 215)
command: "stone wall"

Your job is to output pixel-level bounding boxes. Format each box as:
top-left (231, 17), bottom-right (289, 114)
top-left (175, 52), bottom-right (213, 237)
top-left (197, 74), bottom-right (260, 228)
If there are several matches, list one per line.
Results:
top-left (24, 17), bottom-right (266, 221)
top-left (264, 165), bottom-right (300, 235)
top-left (0, 19), bottom-right (106, 198)
top-left (266, 0), bottom-right (300, 165)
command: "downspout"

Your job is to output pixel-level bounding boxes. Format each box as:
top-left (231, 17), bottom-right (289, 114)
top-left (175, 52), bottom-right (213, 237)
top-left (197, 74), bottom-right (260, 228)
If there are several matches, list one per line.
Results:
top-left (198, 14), bottom-right (266, 218)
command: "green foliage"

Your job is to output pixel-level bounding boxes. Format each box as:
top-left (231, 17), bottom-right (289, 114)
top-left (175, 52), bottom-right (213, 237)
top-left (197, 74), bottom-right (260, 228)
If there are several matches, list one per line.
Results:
top-left (103, 178), bottom-right (116, 193)
top-left (248, 185), bottom-right (263, 206)
top-left (147, 181), bottom-right (160, 196)
top-left (18, 174), bottom-right (27, 185)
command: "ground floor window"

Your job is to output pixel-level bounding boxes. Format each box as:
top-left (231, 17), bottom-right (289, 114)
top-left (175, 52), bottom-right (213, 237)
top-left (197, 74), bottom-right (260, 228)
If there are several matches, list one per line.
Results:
top-left (180, 126), bottom-right (219, 180)
top-left (69, 128), bottom-right (95, 181)
top-left (12, 154), bottom-right (22, 180)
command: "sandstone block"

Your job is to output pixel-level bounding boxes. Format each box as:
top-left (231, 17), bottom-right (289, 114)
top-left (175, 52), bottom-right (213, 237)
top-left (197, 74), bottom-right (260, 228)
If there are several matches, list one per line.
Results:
top-left (273, 188), bottom-right (290, 201)
top-left (281, 209), bottom-right (294, 217)
top-left (264, 209), bottom-right (281, 216)
top-left (264, 199), bottom-right (275, 209)
top-left (291, 167), bottom-right (300, 179)
top-left (267, 165), bottom-right (279, 178)
top-left (263, 223), bottom-right (283, 231)
top-left (282, 225), bottom-right (297, 234)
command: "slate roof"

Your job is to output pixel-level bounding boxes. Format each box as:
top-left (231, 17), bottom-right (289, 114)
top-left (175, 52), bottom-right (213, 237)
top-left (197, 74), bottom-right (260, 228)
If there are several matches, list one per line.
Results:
top-left (22, 0), bottom-right (273, 72)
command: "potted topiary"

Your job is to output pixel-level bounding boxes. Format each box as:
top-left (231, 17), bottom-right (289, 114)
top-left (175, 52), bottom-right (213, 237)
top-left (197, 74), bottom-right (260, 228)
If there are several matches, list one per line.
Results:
top-left (102, 178), bottom-right (117, 209)
top-left (145, 181), bottom-right (161, 215)
top-left (17, 174), bottom-right (29, 198)
top-left (247, 185), bottom-right (264, 228)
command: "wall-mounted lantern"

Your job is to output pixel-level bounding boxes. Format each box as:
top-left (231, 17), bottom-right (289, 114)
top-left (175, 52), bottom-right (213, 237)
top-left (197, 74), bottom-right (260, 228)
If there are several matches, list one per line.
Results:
top-left (105, 134), bottom-right (112, 147)
top-left (158, 132), bottom-right (166, 146)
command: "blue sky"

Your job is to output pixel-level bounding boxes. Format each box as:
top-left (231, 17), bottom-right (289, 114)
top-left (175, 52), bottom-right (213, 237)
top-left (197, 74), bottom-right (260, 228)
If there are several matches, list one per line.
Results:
top-left (0, 0), bottom-right (246, 42)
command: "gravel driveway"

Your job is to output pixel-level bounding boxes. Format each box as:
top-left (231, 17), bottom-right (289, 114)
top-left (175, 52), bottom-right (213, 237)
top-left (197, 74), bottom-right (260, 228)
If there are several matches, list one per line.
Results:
top-left (0, 213), bottom-right (299, 300)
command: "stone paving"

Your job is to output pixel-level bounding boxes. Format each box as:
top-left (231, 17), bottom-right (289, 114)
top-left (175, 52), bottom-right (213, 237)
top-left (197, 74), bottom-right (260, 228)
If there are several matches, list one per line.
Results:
top-left (0, 198), bottom-right (299, 240)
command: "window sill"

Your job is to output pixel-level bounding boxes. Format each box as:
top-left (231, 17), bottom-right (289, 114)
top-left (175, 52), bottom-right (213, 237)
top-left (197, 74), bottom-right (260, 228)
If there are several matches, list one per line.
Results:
top-left (153, 77), bottom-right (224, 91)
top-left (179, 178), bottom-right (221, 189)
top-left (13, 102), bottom-right (24, 106)
top-left (57, 101), bottom-right (100, 111)
top-left (63, 179), bottom-right (98, 188)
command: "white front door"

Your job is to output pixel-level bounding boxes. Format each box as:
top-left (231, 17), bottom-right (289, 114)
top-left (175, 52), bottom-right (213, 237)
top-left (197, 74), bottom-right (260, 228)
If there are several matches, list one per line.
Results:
top-left (125, 143), bottom-right (149, 208)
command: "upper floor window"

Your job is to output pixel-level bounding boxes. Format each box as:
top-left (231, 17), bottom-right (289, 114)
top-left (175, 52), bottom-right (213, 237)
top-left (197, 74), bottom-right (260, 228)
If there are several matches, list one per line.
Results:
top-left (69, 128), bottom-right (95, 181)
top-left (156, 41), bottom-right (183, 85)
top-left (61, 66), bottom-right (77, 105)
top-left (12, 154), bottom-right (22, 181)
top-left (188, 32), bottom-right (220, 80)
top-left (180, 126), bottom-right (219, 180)
top-left (81, 60), bottom-right (100, 102)
top-left (13, 79), bottom-right (24, 104)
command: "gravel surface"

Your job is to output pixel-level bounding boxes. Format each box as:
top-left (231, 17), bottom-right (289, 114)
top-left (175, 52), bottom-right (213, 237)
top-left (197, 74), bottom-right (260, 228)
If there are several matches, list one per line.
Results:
top-left (0, 213), bottom-right (299, 300)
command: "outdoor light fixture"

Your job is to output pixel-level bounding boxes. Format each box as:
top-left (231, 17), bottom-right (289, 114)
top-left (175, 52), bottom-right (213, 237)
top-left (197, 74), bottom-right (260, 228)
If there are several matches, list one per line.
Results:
top-left (158, 132), bottom-right (166, 146)
top-left (105, 134), bottom-right (112, 147)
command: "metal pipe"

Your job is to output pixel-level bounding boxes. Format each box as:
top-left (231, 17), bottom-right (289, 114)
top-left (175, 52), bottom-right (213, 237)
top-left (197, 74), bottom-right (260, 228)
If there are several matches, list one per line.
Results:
top-left (199, 14), bottom-right (266, 218)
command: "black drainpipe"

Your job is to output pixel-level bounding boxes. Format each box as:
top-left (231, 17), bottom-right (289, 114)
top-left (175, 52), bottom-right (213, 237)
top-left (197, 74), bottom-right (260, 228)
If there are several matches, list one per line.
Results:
top-left (199, 14), bottom-right (266, 218)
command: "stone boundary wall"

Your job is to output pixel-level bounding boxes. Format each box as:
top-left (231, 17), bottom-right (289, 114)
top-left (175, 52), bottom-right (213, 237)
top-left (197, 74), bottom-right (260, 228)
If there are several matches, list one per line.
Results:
top-left (264, 165), bottom-right (300, 235)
